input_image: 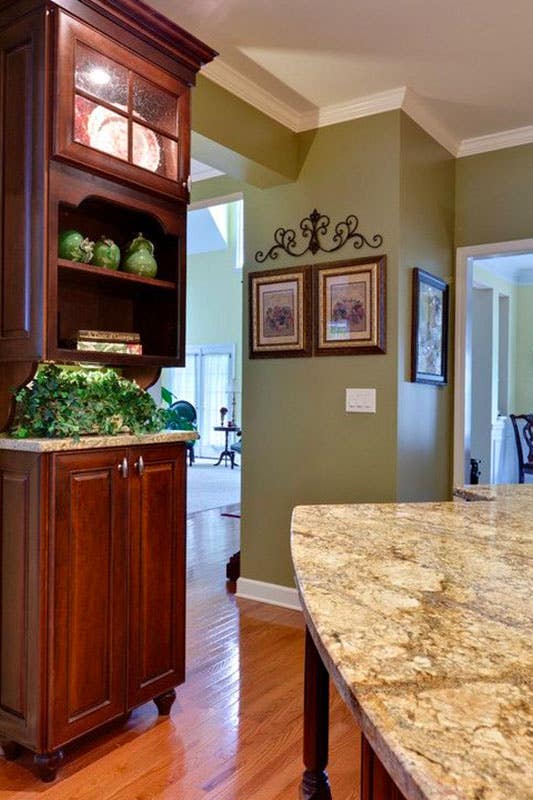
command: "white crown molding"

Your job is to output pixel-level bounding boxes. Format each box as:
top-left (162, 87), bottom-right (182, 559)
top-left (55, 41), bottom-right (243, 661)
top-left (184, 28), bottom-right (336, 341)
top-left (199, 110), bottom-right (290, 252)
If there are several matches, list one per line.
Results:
top-left (457, 125), bottom-right (533, 158)
top-left (202, 60), bottom-right (302, 131)
top-left (402, 88), bottom-right (460, 156)
top-left (296, 87), bottom-right (406, 133)
top-left (202, 59), bottom-right (533, 159)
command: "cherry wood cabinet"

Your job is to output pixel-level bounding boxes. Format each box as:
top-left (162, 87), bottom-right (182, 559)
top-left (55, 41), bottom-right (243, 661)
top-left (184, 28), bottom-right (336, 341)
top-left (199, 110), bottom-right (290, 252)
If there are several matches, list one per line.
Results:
top-left (127, 445), bottom-right (186, 708)
top-left (0, 0), bottom-right (216, 417)
top-left (0, 441), bottom-right (186, 781)
top-left (54, 8), bottom-right (191, 200)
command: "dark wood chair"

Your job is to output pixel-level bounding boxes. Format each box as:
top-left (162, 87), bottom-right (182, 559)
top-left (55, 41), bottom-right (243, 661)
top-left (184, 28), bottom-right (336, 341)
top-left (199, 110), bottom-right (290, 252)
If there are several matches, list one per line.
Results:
top-left (509, 414), bottom-right (533, 483)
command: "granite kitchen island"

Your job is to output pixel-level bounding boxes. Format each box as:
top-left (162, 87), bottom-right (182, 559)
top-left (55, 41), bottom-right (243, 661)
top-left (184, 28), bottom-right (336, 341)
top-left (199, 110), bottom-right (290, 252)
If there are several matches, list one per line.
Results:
top-left (291, 486), bottom-right (532, 800)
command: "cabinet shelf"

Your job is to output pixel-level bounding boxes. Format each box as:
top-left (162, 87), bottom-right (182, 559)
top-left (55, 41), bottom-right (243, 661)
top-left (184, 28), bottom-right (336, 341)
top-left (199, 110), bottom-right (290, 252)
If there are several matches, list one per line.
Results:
top-left (54, 348), bottom-right (179, 368)
top-left (58, 259), bottom-right (176, 292)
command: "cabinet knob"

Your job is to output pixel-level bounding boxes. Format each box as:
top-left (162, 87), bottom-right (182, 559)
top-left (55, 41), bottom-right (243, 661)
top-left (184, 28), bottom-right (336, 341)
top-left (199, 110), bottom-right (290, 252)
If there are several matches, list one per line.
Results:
top-left (182, 175), bottom-right (192, 193)
top-left (118, 457), bottom-right (128, 478)
top-left (135, 455), bottom-right (145, 476)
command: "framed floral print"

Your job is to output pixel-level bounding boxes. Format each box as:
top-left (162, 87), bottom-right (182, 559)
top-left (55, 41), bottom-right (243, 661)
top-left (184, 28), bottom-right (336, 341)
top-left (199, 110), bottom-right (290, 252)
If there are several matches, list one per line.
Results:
top-left (411, 268), bottom-right (449, 385)
top-left (314, 256), bottom-right (386, 355)
top-left (249, 267), bottom-right (312, 358)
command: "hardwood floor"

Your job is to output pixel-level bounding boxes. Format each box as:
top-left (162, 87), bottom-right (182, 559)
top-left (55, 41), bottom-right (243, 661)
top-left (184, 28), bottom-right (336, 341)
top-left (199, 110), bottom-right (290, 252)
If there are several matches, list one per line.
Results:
top-left (0, 504), bottom-right (360, 798)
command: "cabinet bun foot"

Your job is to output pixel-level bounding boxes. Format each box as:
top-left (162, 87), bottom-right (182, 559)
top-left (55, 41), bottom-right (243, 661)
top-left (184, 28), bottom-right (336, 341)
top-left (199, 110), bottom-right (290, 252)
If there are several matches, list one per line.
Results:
top-left (154, 688), bottom-right (177, 716)
top-left (34, 749), bottom-right (64, 782)
top-left (2, 741), bottom-right (22, 761)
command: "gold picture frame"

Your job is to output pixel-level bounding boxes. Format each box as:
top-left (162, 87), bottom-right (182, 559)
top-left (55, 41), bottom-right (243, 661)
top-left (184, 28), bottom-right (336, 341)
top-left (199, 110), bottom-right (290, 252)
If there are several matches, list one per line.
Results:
top-left (249, 267), bottom-right (312, 358)
top-left (314, 256), bottom-right (386, 355)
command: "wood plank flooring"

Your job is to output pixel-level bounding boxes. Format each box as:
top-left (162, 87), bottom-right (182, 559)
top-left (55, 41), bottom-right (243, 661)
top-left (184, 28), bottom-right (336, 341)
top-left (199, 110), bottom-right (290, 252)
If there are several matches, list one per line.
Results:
top-left (0, 504), bottom-right (360, 799)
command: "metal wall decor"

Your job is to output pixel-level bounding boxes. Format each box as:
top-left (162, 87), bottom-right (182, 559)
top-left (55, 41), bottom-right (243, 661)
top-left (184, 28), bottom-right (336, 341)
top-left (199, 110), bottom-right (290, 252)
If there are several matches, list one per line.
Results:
top-left (254, 208), bottom-right (383, 263)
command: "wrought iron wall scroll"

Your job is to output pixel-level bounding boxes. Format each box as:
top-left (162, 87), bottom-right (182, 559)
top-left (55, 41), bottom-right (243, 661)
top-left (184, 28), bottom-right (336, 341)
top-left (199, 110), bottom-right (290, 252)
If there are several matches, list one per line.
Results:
top-left (254, 208), bottom-right (383, 263)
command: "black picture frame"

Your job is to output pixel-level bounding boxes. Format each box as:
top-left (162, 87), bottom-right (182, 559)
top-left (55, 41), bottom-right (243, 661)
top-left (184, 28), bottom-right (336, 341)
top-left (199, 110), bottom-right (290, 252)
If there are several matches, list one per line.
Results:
top-left (411, 268), bottom-right (449, 385)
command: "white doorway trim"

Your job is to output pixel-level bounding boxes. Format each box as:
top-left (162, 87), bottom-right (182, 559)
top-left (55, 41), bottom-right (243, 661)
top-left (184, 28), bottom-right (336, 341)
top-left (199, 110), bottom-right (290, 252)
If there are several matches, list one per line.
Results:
top-left (454, 237), bottom-right (533, 486)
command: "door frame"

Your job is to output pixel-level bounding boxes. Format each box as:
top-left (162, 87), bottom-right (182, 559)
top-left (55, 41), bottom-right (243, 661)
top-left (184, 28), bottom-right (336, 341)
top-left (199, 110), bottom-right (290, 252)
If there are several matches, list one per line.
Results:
top-left (453, 237), bottom-right (533, 486)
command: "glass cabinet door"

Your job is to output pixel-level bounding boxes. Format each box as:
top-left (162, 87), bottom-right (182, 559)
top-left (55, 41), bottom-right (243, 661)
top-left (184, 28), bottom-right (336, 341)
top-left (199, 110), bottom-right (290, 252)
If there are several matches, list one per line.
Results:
top-left (54, 10), bottom-right (190, 200)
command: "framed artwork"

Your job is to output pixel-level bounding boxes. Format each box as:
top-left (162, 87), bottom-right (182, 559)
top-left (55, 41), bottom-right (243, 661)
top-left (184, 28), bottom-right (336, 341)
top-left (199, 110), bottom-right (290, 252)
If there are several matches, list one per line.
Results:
top-left (411, 268), bottom-right (449, 385)
top-left (314, 256), bottom-right (386, 355)
top-left (249, 267), bottom-right (312, 358)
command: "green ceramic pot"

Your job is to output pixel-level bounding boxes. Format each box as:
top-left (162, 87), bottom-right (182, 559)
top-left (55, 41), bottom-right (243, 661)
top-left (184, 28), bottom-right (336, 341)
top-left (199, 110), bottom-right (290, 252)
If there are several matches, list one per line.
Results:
top-left (92, 237), bottom-right (121, 270)
top-left (122, 233), bottom-right (158, 278)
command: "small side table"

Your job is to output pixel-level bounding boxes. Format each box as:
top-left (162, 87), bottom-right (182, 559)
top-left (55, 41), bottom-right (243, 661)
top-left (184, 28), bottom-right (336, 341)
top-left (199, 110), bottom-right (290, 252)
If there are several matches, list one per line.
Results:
top-left (213, 425), bottom-right (241, 468)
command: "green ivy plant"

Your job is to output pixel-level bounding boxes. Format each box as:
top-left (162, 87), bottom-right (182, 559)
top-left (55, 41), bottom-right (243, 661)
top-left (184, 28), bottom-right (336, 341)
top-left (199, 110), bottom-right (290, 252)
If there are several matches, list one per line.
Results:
top-left (10, 364), bottom-right (167, 440)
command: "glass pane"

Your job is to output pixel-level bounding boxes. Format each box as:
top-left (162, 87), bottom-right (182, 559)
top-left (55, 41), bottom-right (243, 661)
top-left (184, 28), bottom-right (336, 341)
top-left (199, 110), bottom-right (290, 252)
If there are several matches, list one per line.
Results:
top-left (201, 353), bottom-right (231, 456)
top-left (75, 43), bottom-right (128, 110)
top-left (132, 123), bottom-right (177, 178)
top-left (163, 359), bottom-right (197, 408)
top-left (133, 76), bottom-right (177, 136)
top-left (74, 95), bottom-right (128, 162)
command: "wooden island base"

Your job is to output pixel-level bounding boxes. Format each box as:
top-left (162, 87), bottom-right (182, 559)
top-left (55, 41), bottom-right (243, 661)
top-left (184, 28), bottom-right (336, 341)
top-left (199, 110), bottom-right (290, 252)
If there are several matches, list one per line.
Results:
top-left (300, 629), bottom-right (406, 800)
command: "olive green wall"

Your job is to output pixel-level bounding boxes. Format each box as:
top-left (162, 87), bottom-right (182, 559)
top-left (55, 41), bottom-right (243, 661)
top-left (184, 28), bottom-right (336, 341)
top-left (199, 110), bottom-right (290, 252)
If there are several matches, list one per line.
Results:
top-left (397, 115), bottom-right (455, 501)
top-left (184, 201), bottom-right (243, 414)
top-left (241, 112), bottom-right (402, 587)
top-left (455, 143), bottom-right (533, 246)
top-left (189, 98), bottom-right (457, 588)
top-left (192, 77), bottom-right (301, 187)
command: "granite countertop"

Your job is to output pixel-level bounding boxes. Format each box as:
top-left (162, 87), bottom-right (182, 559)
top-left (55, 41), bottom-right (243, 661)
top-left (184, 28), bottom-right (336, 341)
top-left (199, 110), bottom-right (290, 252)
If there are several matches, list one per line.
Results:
top-left (291, 490), bottom-right (533, 800)
top-left (453, 483), bottom-right (533, 502)
top-left (0, 430), bottom-right (199, 452)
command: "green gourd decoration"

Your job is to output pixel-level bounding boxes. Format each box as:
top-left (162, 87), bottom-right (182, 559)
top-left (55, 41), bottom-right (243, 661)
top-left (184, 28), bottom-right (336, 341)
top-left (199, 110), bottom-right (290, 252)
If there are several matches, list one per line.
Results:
top-left (58, 230), bottom-right (94, 263)
top-left (122, 233), bottom-right (158, 278)
top-left (92, 237), bottom-right (121, 270)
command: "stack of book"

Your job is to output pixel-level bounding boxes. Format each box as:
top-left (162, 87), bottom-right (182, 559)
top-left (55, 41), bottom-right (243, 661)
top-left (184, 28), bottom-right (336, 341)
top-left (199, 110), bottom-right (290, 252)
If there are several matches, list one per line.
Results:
top-left (76, 330), bottom-right (143, 354)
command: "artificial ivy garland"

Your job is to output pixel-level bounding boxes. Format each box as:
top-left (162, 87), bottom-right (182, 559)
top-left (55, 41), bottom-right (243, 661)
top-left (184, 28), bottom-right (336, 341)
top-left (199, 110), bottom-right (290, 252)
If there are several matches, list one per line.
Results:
top-left (10, 364), bottom-right (167, 440)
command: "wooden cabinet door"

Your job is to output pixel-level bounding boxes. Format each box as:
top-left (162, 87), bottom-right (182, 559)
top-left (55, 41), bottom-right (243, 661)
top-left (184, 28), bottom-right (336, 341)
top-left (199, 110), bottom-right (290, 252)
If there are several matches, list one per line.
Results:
top-left (53, 9), bottom-right (190, 201)
top-left (49, 449), bottom-right (128, 748)
top-left (127, 444), bottom-right (186, 708)
top-left (0, 10), bottom-right (46, 361)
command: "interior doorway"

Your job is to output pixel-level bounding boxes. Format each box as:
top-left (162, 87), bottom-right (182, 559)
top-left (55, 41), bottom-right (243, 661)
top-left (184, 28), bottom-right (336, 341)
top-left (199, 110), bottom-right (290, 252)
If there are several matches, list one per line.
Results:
top-left (454, 238), bottom-right (533, 486)
top-left (153, 187), bottom-right (244, 517)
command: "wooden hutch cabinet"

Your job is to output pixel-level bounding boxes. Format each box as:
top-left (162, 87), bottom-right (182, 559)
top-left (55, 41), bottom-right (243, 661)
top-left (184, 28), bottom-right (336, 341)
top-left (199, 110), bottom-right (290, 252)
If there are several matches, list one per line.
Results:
top-left (0, 0), bottom-right (215, 781)
top-left (0, 0), bottom-right (216, 404)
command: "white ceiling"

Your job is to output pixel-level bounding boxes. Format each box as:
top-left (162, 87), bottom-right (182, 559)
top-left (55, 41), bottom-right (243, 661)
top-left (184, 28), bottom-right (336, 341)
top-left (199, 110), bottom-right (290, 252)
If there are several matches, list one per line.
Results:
top-left (473, 253), bottom-right (533, 285)
top-left (191, 158), bottom-right (224, 182)
top-left (148, 0), bottom-right (533, 156)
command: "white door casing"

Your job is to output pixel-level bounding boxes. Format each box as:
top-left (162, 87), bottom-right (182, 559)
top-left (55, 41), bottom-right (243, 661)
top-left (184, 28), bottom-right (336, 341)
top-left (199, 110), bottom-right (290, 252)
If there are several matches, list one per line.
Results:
top-left (454, 237), bottom-right (533, 486)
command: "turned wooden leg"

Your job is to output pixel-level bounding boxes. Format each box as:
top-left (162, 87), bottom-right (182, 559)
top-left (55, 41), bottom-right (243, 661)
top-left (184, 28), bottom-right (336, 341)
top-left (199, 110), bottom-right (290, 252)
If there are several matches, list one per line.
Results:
top-left (154, 688), bottom-right (177, 716)
top-left (34, 749), bottom-right (64, 782)
top-left (300, 627), bottom-right (332, 800)
top-left (2, 741), bottom-right (22, 761)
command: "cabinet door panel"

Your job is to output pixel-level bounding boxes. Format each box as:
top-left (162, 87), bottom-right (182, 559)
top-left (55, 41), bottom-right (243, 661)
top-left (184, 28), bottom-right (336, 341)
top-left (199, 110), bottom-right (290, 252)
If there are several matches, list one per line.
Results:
top-left (50, 450), bottom-right (128, 748)
top-left (0, 11), bottom-right (45, 360)
top-left (128, 444), bottom-right (185, 708)
top-left (54, 10), bottom-right (190, 201)
top-left (0, 451), bottom-right (45, 749)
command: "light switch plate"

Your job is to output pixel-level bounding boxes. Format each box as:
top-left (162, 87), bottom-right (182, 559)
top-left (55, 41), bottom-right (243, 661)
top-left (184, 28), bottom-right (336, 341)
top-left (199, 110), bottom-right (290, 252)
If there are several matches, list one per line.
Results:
top-left (346, 388), bottom-right (376, 413)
